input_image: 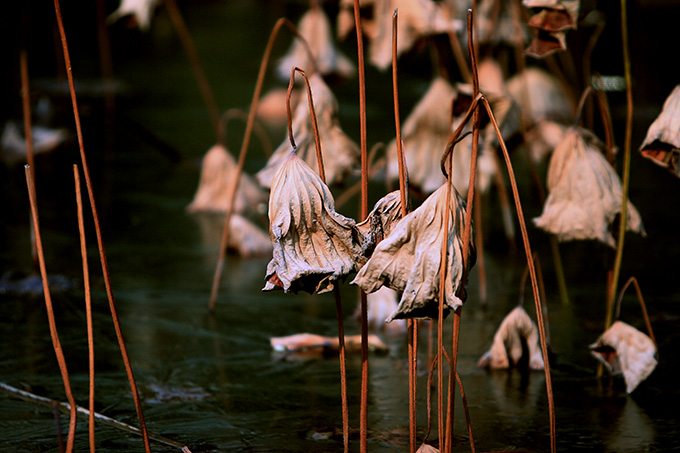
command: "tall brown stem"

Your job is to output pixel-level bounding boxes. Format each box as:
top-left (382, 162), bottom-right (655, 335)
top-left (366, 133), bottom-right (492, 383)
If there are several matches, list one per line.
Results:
top-left (25, 166), bottom-right (78, 452)
top-left (74, 165), bottom-right (96, 453)
top-left (52, 2), bottom-right (151, 450)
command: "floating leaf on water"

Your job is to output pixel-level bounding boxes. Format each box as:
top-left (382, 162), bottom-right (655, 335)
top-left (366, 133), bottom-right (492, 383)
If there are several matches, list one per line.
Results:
top-left (534, 126), bottom-right (645, 247)
top-left (270, 332), bottom-right (388, 356)
top-left (263, 152), bottom-right (360, 294)
top-left (352, 181), bottom-right (472, 321)
top-left (276, 5), bottom-right (355, 81)
top-left (590, 321), bottom-right (658, 394)
top-left (256, 74), bottom-right (359, 188)
top-left (186, 144), bottom-right (267, 215)
top-left (477, 306), bottom-right (544, 370)
top-left (639, 84), bottom-right (680, 178)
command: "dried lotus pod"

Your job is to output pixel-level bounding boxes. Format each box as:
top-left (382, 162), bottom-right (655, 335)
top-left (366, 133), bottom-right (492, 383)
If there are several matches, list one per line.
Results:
top-left (534, 126), bottom-right (645, 248)
top-left (590, 321), bottom-right (658, 394)
top-left (276, 5), bottom-right (355, 81)
top-left (352, 181), bottom-right (472, 321)
top-left (186, 144), bottom-right (267, 215)
top-left (639, 84), bottom-right (680, 178)
top-left (477, 306), bottom-right (544, 370)
top-left (256, 74), bottom-right (359, 188)
top-left (264, 152), bottom-right (360, 294)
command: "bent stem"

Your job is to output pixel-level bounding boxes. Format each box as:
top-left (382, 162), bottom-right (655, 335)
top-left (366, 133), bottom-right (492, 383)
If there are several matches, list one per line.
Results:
top-left (605, 0), bottom-right (634, 331)
top-left (614, 277), bottom-right (657, 348)
top-left (53, 1), bottom-right (151, 450)
top-left (25, 166), bottom-right (78, 453)
top-left (74, 165), bottom-right (96, 453)
top-left (209, 16), bottom-right (307, 310)
top-left (218, 108), bottom-right (273, 157)
top-left (482, 97), bottom-right (556, 453)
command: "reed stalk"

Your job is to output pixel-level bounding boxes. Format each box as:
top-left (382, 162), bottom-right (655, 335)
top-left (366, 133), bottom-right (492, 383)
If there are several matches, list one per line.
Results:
top-left (24, 166), bottom-right (78, 453)
top-left (352, 0), bottom-right (370, 449)
top-left (74, 165), bottom-right (96, 453)
top-left (52, 2), bottom-right (151, 449)
top-left (208, 16), bottom-right (314, 310)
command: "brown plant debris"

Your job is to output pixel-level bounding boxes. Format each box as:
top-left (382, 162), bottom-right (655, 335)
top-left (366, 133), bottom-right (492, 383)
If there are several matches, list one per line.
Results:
top-left (523, 0), bottom-right (579, 58)
top-left (186, 144), bottom-right (267, 215)
top-left (639, 84), bottom-right (680, 178)
top-left (256, 74), bottom-right (359, 188)
top-left (533, 126), bottom-right (645, 247)
top-left (270, 332), bottom-right (389, 357)
top-left (590, 321), bottom-right (658, 394)
top-left (263, 152), bottom-right (360, 294)
top-left (352, 181), bottom-right (473, 320)
top-left (477, 306), bottom-right (544, 370)
top-left (276, 5), bottom-right (355, 81)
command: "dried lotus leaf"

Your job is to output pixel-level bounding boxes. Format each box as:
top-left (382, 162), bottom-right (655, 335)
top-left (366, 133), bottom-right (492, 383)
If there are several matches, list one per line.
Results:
top-left (640, 84), bottom-right (680, 178)
top-left (590, 321), bottom-right (658, 394)
top-left (276, 5), bottom-right (355, 81)
top-left (187, 144), bottom-right (266, 215)
top-left (352, 181), bottom-right (472, 320)
top-left (355, 190), bottom-right (404, 262)
top-left (534, 127), bottom-right (645, 247)
top-left (256, 74), bottom-right (359, 188)
top-left (477, 306), bottom-right (544, 370)
top-left (507, 67), bottom-right (575, 127)
top-left (264, 152), bottom-right (360, 294)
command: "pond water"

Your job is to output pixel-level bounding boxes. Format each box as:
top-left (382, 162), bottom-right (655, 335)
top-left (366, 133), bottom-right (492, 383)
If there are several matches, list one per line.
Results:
top-left (2, 1), bottom-right (680, 452)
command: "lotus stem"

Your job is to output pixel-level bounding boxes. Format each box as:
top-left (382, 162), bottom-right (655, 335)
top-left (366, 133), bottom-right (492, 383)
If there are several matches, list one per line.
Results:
top-left (353, 0), bottom-right (370, 449)
top-left (52, 2), bottom-right (151, 449)
top-left (391, 10), bottom-right (417, 451)
top-left (20, 49), bottom-right (38, 269)
top-left (334, 287), bottom-right (350, 453)
top-left (605, 0), bottom-right (634, 332)
top-left (74, 165), bottom-right (96, 453)
top-left (163, 0), bottom-right (221, 138)
top-left (482, 96), bottom-right (556, 452)
top-left (614, 277), bottom-right (657, 348)
top-left (24, 165), bottom-right (78, 453)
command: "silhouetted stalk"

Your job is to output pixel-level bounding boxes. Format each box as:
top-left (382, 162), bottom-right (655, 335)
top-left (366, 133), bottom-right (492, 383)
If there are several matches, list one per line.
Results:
top-left (446, 11), bottom-right (480, 450)
top-left (447, 30), bottom-right (472, 84)
top-left (163, 0), bottom-right (220, 138)
top-left (482, 96), bottom-right (556, 452)
top-left (615, 277), bottom-right (657, 348)
top-left (353, 0), bottom-right (370, 449)
top-left (0, 382), bottom-right (188, 450)
top-left (391, 10), bottom-right (417, 451)
top-left (218, 108), bottom-right (273, 156)
top-left (605, 0), bottom-right (633, 332)
top-left (208, 16), bottom-right (308, 310)
top-left (20, 49), bottom-right (38, 269)
top-left (53, 401), bottom-right (65, 453)
top-left (52, 2), bottom-right (151, 450)
top-left (74, 165), bottom-right (95, 453)
top-left (25, 166), bottom-right (77, 453)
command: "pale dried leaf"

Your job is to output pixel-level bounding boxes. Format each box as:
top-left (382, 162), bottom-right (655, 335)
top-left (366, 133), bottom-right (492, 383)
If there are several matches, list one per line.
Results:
top-left (476, 0), bottom-right (529, 46)
top-left (590, 321), bottom-right (658, 394)
top-left (107, 0), bottom-right (160, 31)
top-left (187, 144), bottom-right (267, 215)
top-left (534, 127), bottom-right (645, 247)
top-left (355, 286), bottom-right (408, 334)
top-left (477, 306), bottom-right (544, 370)
top-left (416, 443), bottom-right (439, 453)
top-left (352, 181), bottom-right (472, 320)
top-left (256, 74), bottom-right (359, 188)
top-left (1, 122), bottom-right (69, 166)
top-left (367, 0), bottom-right (462, 70)
top-left (355, 190), bottom-right (405, 263)
top-left (639, 84), bottom-right (680, 178)
top-left (525, 29), bottom-right (568, 59)
top-left (271, 332), bottom-right (388, 355)
top-left (276, 6), bottom-right (355, 81)
top-left (523, 0), bottom-right (580, 30)
top-left (523, 120), bottom-right (569, 164)
top-left (228, 215), bottom-right (273, 257)
top-left (264, 152), bottom-right (360, 294)
top-left (507, 67), bottom-right (575, 127)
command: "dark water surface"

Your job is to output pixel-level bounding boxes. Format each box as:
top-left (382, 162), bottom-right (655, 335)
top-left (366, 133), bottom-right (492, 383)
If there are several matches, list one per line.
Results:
top-left (2, 1), bottom-right (680, 451)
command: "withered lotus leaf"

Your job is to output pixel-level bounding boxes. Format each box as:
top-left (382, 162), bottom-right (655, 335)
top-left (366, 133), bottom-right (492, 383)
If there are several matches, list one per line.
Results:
top-left (186, 144), bottom-right (267, 215)
top-left (264, 152), bottom-right (360, 294)
top-left (256, 74), bottom-right (359, 188)
top-left (276, 5), bottom-right (355, 81)
top-left (355, 286), bottom-right (407, 334)
top-left (506, 67), bottom-right (575, 127)
top-left (639, 84), bottom-right (680, 178)
top-left (351, 181), bottom-right (473, 321)
top-left (416, 444), bottom-right (439, 453)
top-left (355, 190), bottom-right (404, 263)
top-left (534, 126), bottom-right (645, 247)
top-left (477, 306), bottom-right (544, 370)
top-left (590, 321), bottom-right (658, 394)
